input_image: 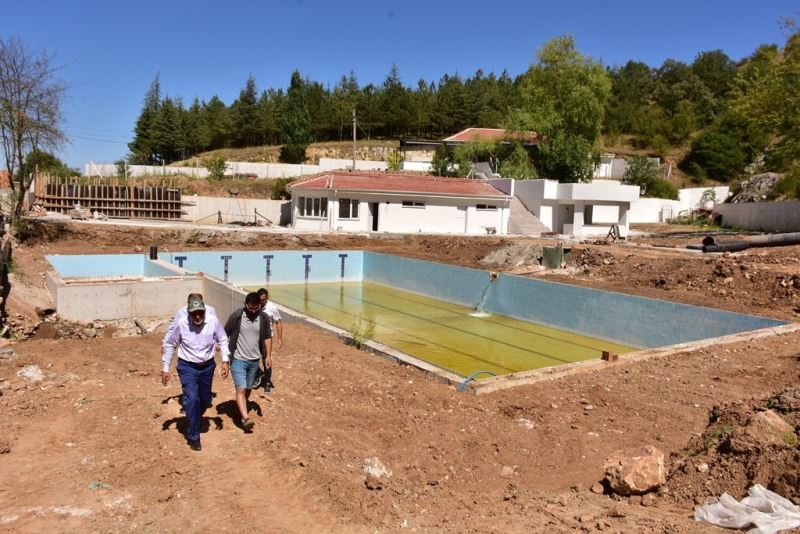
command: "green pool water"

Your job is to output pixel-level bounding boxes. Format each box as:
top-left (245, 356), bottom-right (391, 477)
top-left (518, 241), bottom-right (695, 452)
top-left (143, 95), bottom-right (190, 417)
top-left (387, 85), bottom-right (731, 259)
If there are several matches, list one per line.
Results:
top-left (251, 282), bottom-right (635, 378)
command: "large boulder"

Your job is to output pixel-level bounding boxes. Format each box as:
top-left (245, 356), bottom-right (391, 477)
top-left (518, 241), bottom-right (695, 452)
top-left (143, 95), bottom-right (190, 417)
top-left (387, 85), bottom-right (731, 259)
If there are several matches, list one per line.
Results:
top-left (728, 410), bottom-right (795, 454)
top-left (603, 445), bottom-right (666, 495)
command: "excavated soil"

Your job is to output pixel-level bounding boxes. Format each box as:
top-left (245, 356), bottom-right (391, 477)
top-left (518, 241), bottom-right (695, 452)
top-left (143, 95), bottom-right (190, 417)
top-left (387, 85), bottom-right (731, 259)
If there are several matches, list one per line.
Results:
top-left (1, 219), bottom-right (799, 532)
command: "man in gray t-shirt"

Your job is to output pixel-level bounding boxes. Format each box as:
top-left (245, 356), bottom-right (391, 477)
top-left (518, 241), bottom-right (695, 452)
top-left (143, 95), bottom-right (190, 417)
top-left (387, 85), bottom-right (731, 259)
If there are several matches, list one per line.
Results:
top-left (224, 292), bottom-right (272, 432)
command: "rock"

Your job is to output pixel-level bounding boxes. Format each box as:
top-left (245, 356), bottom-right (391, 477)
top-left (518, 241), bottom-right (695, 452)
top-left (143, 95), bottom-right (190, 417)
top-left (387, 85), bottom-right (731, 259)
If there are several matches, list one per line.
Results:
top-left (17, 365), bottom-right (44, 382)
top-left (697, 462), bottom-right (710, 473)
top-left (503, 482), bottom-right (517, 501)
top-left (590, 482), bottom-right (605, 494)
top-left (728, 410), bottom-right (795, 453)
top-left (603, 445), bottom-right (666, 495)
top-left (517, 418), bottom-right (536, 429)
top-left (362, 457), bottom-right (392, 479)
top-left (641, 493), bottom-right (656, 507)
top-left (364, 475), bottom-right (382, 490)
top-left (82, 328), bottom-right (97, 339)
top-left (500, 466), bottom-right (515, 478)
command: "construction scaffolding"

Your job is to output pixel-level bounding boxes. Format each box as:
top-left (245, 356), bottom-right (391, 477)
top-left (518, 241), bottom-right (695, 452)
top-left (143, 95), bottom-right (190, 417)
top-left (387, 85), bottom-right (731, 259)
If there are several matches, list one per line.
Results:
top-left (33, 175), bottom-right (184, 220)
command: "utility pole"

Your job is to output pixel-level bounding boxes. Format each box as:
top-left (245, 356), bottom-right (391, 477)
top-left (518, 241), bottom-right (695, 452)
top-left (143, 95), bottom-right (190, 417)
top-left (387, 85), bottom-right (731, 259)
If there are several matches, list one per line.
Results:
top-left (352, 109), bottom-right (357, 172)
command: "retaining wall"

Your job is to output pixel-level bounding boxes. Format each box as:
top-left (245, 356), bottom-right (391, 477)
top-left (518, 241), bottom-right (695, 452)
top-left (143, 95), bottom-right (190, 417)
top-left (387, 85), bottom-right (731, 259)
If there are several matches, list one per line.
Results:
top-left (714, 201), bottom-right (800, 232)
top-left (183, 195), bottom-right (289, 225)
top-left (84, 158), bottom-right (389, 180)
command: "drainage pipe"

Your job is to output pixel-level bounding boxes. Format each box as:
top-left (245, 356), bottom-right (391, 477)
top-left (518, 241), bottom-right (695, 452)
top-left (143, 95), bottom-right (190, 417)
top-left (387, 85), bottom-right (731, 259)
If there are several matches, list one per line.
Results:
top-left (458, 370), bottom-right (497, 392)
top-left (700, 232), bottom-right (800, 253)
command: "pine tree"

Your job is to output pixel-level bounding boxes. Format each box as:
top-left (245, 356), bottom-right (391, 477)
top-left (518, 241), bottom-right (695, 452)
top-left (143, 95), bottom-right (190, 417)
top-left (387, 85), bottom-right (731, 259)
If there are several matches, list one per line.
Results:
top-left (231, 75), bottom-right (260, 147)
top-left (128, 74), bottom-right (162, 164)
top-left (280, 70), bottom-right (311, 163)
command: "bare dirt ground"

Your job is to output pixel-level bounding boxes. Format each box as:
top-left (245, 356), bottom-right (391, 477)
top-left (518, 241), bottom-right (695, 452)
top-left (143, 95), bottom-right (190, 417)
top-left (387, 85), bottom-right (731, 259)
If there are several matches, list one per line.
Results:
top-left (1, 219), bottom-right (799, 532)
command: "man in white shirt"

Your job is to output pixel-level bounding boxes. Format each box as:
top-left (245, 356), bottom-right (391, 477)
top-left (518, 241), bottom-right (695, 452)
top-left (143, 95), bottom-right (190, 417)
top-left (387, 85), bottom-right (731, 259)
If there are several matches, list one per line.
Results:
top-left (162, 296), bottom-right (230, 451)
top-left (257, 288), bottom-right (283, 395)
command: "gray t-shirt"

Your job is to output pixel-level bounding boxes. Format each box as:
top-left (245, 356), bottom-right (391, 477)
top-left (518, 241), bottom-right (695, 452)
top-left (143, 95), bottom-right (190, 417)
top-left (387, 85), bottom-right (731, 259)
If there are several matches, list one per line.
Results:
top-left (234, 311), bottom-right (262, 361)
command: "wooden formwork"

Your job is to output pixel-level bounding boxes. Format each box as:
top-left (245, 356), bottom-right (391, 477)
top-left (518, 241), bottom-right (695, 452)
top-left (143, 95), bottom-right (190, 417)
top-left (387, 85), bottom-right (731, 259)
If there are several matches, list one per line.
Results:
top-left (33, 175), bottom-right (184, 220)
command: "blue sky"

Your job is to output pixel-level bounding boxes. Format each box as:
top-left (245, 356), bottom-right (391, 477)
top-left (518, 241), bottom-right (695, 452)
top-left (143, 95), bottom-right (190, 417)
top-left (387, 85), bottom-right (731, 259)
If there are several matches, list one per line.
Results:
top-left (2, 0), bottom-right (796, 169)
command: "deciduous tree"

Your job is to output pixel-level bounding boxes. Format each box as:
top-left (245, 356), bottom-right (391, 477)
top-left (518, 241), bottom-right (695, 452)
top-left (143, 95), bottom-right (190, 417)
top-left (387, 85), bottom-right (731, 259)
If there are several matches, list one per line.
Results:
top-left (0, 36), bottom-right (66, 216)
top-left (511, 35), bottom-right (610, 182)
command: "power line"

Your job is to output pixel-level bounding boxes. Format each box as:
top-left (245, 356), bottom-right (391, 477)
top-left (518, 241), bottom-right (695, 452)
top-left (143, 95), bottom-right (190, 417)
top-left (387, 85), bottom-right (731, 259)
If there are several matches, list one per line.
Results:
top-left (66, 132), bottom-right (129, 144)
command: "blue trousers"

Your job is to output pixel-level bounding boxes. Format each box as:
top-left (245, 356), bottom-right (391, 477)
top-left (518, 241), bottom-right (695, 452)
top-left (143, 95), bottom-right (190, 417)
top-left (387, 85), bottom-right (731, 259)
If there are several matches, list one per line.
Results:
top-left (177, 359), bottom-right (216, 442)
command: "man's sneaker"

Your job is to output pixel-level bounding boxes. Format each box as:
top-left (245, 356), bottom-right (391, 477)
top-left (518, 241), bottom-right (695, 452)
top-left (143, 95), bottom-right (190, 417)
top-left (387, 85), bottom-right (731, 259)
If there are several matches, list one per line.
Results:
top-left (242, 418), bottom-right (255, 432)
top-left (189, 439), bottom-right (202, 451)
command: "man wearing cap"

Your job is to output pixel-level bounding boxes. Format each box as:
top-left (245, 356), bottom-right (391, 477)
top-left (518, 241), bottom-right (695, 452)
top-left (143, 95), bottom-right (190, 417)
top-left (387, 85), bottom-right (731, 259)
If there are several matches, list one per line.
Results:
top-left (162, 295), bottom-right (230, 451)
top-left (224, 292), bottom-right (272, 432)
top-left (164, 292), bottom-right (217, 341)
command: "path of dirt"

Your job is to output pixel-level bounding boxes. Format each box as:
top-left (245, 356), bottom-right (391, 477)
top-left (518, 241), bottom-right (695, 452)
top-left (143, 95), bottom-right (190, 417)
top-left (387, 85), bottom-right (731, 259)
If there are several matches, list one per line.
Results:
top-left (1, 219), bottom-right (799, 532)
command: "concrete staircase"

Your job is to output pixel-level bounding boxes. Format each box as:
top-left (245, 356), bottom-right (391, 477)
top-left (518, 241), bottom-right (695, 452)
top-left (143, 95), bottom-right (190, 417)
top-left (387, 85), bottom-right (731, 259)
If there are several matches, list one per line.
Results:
top-left (508, 196), bottom-right (552, 235)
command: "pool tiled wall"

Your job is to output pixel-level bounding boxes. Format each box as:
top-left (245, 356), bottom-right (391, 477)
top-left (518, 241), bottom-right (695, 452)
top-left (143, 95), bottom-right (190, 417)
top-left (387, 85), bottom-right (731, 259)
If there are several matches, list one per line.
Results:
top-left (48, 250), bottom-right (786, 349)
top-left (158, 250), bottom-right (364, 286)
top-left (363, 252), bottom-right (785, 349)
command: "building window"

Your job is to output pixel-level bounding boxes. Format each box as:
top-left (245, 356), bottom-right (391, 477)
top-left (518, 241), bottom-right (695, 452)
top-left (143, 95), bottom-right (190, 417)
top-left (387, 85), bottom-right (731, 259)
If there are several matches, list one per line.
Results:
top-left (338, 198), bottom-right (359, 219)
top-left (476, 204), bottom-right (497, 211)
top-left (402, 200), bottom-right (425, 208)
top-left (298, 196), bottom-right (327, 218)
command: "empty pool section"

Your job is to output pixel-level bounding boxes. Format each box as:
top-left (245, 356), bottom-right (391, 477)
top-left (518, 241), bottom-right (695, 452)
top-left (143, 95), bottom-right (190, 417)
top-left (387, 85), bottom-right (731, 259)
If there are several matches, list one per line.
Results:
top-left (145, 250), bottom-right (788, 391)
top-left (46, 250), bottom-right (791, 391)
top-left (46, 254), bottom-right (199, 321)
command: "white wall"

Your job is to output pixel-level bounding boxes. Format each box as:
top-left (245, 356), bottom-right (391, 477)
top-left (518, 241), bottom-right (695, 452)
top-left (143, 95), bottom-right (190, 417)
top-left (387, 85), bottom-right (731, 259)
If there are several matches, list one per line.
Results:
top-left (678, 186), bottom-right (730, 212)
top-left (86, 159), bottom-right (407, 179)
top-left (629, 198), bottom-right (681, 223)
top-left (558, 181), bottom-right (640, 202)
top-left (318, 158), bottom-right (387, 171)
top-left (291, 191), bottom-right (509, 234)
top-left (401, 161), bottom-right (433, 172)
top-left (629, 186), bottom-right (731, 223)
top-left (591, 205), bottom-right (620, 223)
top-left (184, 195), bottom-right (288, 224)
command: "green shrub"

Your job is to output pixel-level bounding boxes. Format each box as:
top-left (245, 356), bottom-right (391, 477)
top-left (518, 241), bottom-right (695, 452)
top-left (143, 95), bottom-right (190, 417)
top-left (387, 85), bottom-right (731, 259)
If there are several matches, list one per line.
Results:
top-left (647, 178), bottom-right (679, 200)
top-left (271, 178), bottom-right (294, 200)
top-left (687, 162), bottom-right (707, 184)
top-left (279, 144), bottom-right (306, 164)
top-left (386, 149), bottom-right (403, 171)
top-left (773, 167), bottom-right (800, 200)
top-left (204, 155), bottom-right (227, 180)
top-left (349, 314), bottom-right (375, 349)
top-left (683, 129), bottom-right (747, 181)
top-left (705, 424), bottom-right (734, 449)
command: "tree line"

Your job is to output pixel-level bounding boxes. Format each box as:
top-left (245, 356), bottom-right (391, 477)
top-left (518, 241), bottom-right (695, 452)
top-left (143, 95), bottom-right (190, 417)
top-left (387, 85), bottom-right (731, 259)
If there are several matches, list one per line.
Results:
top-left (125, 26), bottom-right (799, 193)
top-left (2, 30), bottom-right (796, 205)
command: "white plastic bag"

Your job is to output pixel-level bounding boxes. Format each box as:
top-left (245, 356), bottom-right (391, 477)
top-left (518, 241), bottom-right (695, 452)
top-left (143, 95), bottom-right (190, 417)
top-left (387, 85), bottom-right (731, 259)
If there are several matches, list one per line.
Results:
top-left (694, 484), bottom-right (800, 534)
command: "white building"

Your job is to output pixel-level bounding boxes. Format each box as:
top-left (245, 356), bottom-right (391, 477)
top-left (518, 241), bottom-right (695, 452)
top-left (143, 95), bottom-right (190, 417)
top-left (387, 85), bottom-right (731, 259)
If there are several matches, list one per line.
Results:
top-left (288, 172), bottom-right (511, 234)
top-left (510, 179), bottom-right (640, 237)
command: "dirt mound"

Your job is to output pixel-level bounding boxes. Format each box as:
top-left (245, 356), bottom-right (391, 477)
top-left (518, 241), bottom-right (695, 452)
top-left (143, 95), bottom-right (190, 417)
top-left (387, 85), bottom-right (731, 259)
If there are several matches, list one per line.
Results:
top-left (480, 243), bottom-right (544, 267)
top-left (664, 386), bottom-right (800, 506)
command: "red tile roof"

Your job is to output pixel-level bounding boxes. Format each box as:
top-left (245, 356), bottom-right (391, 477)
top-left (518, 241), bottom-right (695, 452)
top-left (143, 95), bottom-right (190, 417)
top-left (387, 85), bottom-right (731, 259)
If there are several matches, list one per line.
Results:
top-left (444, 128), bottom-right (538, 144)
top-left (0, 170), bottom-right (10, 189)
top-left (289, 172), bottom-right (506, 197)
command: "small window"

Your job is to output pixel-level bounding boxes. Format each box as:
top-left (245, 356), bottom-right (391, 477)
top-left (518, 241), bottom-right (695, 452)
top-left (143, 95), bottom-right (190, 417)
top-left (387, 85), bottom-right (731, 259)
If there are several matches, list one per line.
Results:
top-left (339, 198), bottom-right (359, 219)
top-left (298, 196), bottom-right (327, 218)
top-left (402, 200), bottom-right (425, 208)
top-left (476, 204), bottom-right (497, 211)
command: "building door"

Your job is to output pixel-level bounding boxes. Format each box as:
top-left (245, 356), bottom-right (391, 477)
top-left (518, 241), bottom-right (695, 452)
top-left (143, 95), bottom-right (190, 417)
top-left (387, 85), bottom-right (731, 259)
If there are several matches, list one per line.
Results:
top-left (370, 202), bottom-right (379, 231)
